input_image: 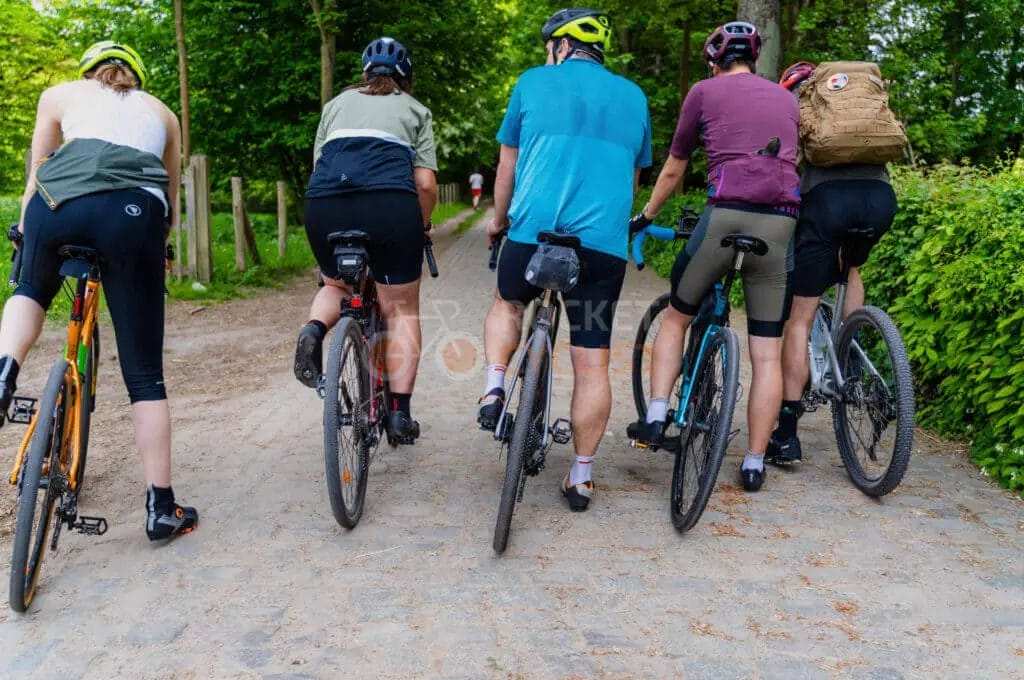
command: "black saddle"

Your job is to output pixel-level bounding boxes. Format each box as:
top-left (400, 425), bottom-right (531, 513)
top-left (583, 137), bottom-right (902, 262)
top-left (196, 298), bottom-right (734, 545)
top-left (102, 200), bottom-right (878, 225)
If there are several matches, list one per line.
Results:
top-left (57, 245), bottom-right (102, 279)
top-left (720, 234), bottom-right (769, 256)
top-left (846, 227), bottom-right (876, 241)
top-left (328, 230), bottom-right (370, 249)
top-left (537, 231), bottom-right (582, 249)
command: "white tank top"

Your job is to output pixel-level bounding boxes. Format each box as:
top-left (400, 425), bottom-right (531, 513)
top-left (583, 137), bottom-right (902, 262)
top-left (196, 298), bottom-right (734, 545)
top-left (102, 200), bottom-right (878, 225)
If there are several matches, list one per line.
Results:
top-left (60, 82), bottom-right (168, 211)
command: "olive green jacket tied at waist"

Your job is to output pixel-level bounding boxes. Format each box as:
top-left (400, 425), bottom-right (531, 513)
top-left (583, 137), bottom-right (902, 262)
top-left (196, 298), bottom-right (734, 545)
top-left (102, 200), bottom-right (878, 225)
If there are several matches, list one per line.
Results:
top-left (34, 138), bottom-right (169, 211)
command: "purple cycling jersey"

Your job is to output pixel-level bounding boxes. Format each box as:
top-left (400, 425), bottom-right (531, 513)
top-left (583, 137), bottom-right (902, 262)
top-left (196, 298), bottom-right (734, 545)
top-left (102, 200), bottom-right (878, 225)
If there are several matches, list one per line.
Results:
top-left (670, 72), bottom-right (800, 208)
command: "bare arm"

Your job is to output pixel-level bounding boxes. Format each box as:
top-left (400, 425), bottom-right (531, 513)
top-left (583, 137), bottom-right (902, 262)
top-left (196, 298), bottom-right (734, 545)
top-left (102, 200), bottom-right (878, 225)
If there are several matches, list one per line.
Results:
top-left (643, 155), bottom-right (688, 220)
top-left (162, 106), bottom-right (182, 231)
top-left (19, 89), bottom-right (64, 229)
top-left (414, 167), bottom-right (437, 228)
top-left (490, 144), bottom-right (518, 237)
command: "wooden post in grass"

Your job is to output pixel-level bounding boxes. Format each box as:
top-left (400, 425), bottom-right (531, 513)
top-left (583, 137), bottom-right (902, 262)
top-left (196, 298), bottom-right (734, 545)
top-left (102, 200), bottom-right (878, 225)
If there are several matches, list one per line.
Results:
top-left (242, 203), bottom-right (261, 266)
top-left (276, 181), bottom-right (287, 257)
top-left (175, 175), bottom-right (185, 280)
top-left (192, 155), bottom-right (212, 283)
top-left (231, 176), bottom-right (247, 272)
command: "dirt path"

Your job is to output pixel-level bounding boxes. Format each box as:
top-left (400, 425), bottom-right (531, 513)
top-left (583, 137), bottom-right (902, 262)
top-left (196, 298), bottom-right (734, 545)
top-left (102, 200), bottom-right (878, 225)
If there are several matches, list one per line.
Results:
top-left (0, 209), bottom-right (1020, 679)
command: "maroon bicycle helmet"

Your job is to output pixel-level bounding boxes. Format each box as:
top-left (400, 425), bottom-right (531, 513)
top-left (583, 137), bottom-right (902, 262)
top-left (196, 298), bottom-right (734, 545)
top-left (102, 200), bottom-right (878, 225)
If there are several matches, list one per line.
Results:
top-left (703, 21), bottom-right (761, 65)
top-left (780, 61), bottom-right (816, 90)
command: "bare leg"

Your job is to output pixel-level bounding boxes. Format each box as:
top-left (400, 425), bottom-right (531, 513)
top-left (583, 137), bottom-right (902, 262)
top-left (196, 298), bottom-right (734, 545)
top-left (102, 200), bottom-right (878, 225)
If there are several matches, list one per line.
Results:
top-left (747, 336), bottom-right (784, 454)
top-left (650, 306), bottom-right (692, 400)
top-left (484, 293), bottom-right (524, 369)
top-left (0, 296), bottom-right (46, 365)
top-left (842, 267), bottom-right (865, 319)
top-left (781, 295), bottom-right (820, 402)
top-left (569, 346), bottom-right (611, 457)
top-left (132, 400), bottom-right (172, 487)
top-left (307, 276), bottom-right (350, 329)
top-left (376, 280), bottom-right (422, 394)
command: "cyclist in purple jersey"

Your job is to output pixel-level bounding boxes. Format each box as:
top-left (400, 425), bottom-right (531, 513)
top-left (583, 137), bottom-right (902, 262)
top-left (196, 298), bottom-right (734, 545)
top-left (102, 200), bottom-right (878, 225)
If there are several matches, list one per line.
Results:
top-left (627, 21), bottom-right (800, 493)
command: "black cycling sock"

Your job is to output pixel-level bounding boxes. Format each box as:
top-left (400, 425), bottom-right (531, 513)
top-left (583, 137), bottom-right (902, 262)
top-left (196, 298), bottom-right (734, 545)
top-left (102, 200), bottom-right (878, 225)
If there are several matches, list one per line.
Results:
top-left (776, 400), bottom-right (803, 439)
top-left (146, 484), bottom-right (175, 515)
top-left (391, 392), bottom-right (412, 417)
top-left (0, 355), bottom-right (19, 390)
top-left (305, 320), bottom-right (327, 337)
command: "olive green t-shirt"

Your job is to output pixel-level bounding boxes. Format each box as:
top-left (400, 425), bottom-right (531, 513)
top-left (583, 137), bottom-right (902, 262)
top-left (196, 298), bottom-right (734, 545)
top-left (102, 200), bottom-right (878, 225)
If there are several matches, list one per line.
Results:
top-left (313, 88), bottom-right (437, 171)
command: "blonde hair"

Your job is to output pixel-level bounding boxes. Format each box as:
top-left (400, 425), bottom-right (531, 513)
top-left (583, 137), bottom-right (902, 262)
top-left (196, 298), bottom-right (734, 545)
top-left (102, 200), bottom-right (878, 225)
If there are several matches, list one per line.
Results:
top-left (84, 62), bottom-right (140, 94)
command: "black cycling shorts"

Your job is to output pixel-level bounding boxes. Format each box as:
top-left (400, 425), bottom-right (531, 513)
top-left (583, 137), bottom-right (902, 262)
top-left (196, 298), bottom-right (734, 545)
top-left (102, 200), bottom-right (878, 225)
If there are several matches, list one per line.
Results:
top-left (791, 180), bottom-right (897, 298)
top-left (304, 190), bottom-right (423, 286)
top-left (670, 205), bottom-right (796, 338)
top-left (18, 190), bottom-right (168, 403)
top-left (496, 238), bottom-right (626, 349)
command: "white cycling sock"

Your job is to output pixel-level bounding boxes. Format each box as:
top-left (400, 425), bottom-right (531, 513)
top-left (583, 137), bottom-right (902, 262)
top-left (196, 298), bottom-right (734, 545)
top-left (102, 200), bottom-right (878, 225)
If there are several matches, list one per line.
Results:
top-left (647, 397), bottom-right (670, 423)
top-left (485, 364), bottom-right (506, 395)
top-left (742, 451), bottom-right (765, 472)
top-left (569, 455), bottom-right (594, 486)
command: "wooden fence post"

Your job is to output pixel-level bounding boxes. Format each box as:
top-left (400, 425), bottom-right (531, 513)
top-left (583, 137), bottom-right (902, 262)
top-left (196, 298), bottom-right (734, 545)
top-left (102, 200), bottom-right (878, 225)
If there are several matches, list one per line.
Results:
top-left (276, 180), bottom-right (287, 257)
top-left (183, 166), bottom-right (196, 278)
top-left (192, 154), bottom-right (213, 283)
top-left (231, 176), bottom-right (247, 272)
top-left (242, 204), bottom-right (261, 265)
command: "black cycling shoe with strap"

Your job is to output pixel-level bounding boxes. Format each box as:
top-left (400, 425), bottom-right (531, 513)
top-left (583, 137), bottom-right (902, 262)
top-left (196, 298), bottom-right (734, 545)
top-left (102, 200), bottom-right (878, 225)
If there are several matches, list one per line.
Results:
top-left (294, 322), bottom-right (325, 388)
top-left (766, 432), bottom-right (802, 464)
top-left (0, 355), bottom-right (19, 427)
top-left (477, 387), bottom-right (505, 432)
top-left (561, 475), bottom-right (594, 512)
top-left (626, 419), bottom-right (666, 450)
top-left (387, 410), bottom-right (420, 445)
top-left (145, 485), bottom-right (198, 541)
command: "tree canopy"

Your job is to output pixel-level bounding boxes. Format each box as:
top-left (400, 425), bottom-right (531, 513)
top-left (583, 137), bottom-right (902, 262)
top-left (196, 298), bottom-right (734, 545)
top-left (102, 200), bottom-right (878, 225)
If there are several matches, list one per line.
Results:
top-left (1, 0), bottom-right (1020, 196)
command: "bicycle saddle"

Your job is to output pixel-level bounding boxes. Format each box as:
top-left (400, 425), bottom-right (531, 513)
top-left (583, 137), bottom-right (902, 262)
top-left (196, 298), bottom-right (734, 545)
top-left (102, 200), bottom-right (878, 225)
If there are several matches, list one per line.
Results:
top-left (57, 245), bottom-right (102, 265)
top-left (845, 227), bottom-right (876, 241)
top-left (57, 246), bottom-right (102, 279)
top-left (537, 231), bottom-right (581, 249)
top-left (328, 230), bottom-right (370, 247)
top-left (720, 234), bottom-right (769, 256)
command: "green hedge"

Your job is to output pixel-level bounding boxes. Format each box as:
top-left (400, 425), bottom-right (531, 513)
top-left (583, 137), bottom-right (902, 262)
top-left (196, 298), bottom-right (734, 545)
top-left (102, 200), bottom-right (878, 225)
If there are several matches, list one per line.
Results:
top-left (637, 163), bottom-right (1024, 496)
top-left (865, 163), bottom-right (1024, 495)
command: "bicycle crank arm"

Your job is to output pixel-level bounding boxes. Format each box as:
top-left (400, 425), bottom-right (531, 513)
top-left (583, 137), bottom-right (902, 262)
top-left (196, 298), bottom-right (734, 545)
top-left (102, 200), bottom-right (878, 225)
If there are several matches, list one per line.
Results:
top-left (72, 516), bottom-right (108, 536)
top-left (8, 396), bottom-right (37, 424)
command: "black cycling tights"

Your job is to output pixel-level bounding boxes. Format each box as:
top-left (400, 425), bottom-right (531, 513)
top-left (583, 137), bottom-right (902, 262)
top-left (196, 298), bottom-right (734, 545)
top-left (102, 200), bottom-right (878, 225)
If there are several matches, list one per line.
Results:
top-left (18, 191), bottom-right (167, 402)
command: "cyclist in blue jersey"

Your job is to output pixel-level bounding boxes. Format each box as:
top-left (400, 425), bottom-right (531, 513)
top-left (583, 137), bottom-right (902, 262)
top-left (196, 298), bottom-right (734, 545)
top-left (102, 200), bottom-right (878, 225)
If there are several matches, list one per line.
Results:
top-left (477, 8), bottom-right (652, 512)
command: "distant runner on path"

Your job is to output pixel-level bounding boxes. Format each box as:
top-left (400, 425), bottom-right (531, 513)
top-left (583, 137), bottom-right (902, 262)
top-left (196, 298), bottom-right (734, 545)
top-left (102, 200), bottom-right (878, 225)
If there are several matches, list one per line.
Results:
top-left (469, 169), bottom-right (484, 209)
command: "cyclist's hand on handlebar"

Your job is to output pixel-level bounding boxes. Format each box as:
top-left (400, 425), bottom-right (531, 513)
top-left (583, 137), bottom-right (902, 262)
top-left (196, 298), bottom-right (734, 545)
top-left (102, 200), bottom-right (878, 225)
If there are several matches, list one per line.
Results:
top-left (488, 215), bottom-right (509, 245)
top-left (629, 211), bottom-right (653, 236)
top-left (423, 220), bottom-right (435, 239)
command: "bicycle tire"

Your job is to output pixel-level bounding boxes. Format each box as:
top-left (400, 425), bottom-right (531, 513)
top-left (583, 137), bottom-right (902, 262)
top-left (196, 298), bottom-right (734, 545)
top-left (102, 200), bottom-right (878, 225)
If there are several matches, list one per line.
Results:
top-left (670, 327), bottom-right (739, 532)
top-left (832, 305), bottom-right (914, 497)
top-left (76, 326), bottom-right (98, 490)
top-left (323, 318), bottom-right (371, 529)
top-left (10, 360), bottom-right (70, 613)
top-left (493, 328), bottom-right (547, 554)
top-left (632, 293), bottom-right (671, 419)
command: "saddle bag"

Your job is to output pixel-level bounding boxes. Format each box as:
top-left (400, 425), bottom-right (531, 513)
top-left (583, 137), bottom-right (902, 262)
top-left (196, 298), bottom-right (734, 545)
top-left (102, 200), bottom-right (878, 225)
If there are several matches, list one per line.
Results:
top-left (524, 245), bottom-right (580, 292)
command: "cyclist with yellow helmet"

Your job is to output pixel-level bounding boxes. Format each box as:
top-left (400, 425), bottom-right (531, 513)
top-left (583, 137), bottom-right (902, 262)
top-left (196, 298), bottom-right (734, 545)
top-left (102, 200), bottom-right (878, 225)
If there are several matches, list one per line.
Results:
top-left (0, 40), bottom-right (197, 540)
top-left (479, 8), bottom-right (652, 512)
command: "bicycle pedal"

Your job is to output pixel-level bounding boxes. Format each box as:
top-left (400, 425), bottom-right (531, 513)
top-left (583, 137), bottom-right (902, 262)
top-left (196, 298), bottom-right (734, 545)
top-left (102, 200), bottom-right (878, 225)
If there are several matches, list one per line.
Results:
top-left (629, 439), bottom-right (651, 450)
top-left (550, 418), bottom-right (572, 445)
top-left (8, 396), bottom-right (37, 424)
top-left (72, 516), bottom-right (107, 536)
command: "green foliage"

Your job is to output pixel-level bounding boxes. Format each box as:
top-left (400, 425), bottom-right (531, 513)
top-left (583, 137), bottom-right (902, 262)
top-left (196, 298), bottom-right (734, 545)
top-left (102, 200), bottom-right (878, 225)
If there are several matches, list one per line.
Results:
top-left (863, 163), bottom-right (1024, 495)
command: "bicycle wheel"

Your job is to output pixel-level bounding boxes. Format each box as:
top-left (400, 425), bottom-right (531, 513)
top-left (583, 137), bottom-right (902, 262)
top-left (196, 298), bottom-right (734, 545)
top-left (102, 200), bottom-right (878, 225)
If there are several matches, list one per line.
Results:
top-left (10, 360), bottom-right (71, 613)
top-left (632, 293), bottom-right (671, 419)
top-left (493, 328), bottom-right (547, 554)
top-left (670, 327), bottom-right (739, 532)
top-left (76, 326), bottom-right (99, 489)
top-left (323, 318), bottom-right (371, 529)
top-left (832, 305), bottom-right (914, 497)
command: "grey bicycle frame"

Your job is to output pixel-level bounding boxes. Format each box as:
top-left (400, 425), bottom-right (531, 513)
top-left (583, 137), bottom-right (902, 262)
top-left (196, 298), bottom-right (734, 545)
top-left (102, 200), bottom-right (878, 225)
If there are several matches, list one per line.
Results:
top-left (493, 290), bottom-right (556, 451)
top-left (807, 280), bottom-right (883, 399)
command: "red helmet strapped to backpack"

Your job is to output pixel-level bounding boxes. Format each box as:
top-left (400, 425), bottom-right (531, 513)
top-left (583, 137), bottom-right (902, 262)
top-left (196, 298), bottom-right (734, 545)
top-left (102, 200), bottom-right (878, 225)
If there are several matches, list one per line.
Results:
top-left (780, 61), bottom-right (816, 91)
top-left (703, 21), bottom-right (761, 65)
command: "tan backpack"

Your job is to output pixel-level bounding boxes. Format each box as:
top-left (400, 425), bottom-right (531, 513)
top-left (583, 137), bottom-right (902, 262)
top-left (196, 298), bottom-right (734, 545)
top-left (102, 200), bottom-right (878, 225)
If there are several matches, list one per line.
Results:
top-left (798, 61), bottom-right (907, 166)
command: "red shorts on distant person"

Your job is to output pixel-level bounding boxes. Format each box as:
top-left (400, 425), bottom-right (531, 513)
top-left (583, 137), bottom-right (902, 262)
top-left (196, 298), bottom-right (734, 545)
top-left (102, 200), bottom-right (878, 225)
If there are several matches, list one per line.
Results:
top-left (472, 188), bottom-right (482, 198)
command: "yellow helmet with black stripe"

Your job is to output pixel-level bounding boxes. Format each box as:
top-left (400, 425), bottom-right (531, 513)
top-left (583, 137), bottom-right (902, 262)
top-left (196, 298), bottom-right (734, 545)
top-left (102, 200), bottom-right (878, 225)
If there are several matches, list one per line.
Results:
top-left (541, 8), bottom-right (611, 51)
top-left (78, 40), bottom-right (148, 89)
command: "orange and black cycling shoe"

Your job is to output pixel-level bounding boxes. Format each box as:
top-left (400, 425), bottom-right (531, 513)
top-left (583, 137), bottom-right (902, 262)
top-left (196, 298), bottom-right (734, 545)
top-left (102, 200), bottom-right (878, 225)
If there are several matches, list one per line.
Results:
top-left (146, 503), bottom-right (198, 541)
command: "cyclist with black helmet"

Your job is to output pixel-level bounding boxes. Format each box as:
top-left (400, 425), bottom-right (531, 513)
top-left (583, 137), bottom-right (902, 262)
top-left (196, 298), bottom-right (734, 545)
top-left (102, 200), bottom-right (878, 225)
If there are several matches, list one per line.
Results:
top-left (627, 22), bottom-right (800, 493)
top-left (0, 40), bottom-right (197, 540)
top-left (478, 8), bottom-right (652, 512)
top-left (297, 37), bottom-right (437, 445)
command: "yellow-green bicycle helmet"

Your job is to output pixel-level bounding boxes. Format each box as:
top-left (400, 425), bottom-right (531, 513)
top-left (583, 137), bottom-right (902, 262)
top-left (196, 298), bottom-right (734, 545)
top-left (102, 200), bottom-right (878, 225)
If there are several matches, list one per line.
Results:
top-left (541, 8), bottom-right (611, 52)
top-left (78, 40), bottom-right (148, 89)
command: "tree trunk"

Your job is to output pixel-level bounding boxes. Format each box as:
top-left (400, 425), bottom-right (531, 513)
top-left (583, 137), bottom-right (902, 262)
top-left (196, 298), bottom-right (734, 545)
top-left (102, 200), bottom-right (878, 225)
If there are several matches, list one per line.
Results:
top-left (738, 0), bottom-right (782, 81)
top-left (310, 0), bottom-right (337, 107)
top-left (173, 0), bottom-right (191, 164)
top-left (680, 20), bottom-right (692, 103)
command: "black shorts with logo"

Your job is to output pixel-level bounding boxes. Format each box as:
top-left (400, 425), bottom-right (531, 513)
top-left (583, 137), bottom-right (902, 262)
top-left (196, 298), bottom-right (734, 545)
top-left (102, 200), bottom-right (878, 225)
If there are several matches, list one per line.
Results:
top-left (790, 180), bottom-right (897, 298)
top-left (496, 239), bottom-right (626, 349)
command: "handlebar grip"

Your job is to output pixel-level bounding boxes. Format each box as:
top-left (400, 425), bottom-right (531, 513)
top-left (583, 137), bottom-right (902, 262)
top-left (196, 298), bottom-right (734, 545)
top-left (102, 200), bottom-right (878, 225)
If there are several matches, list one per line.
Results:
top-left (8, 223), bottom-right (22, 287)
top-left (647, 225), bottom-right (678, 241)
top-left (424, 241), bottom-right (439, 278)
top-left (631, 227), bottom-right (649, 271)
top-left (488, 231), bottom-right (505, 271)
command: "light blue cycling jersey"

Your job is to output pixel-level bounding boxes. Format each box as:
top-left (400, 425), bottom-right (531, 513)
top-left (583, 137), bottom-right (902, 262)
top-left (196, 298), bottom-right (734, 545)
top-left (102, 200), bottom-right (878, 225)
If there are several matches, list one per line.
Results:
top-left (496, 58), bottom-right (652, 259)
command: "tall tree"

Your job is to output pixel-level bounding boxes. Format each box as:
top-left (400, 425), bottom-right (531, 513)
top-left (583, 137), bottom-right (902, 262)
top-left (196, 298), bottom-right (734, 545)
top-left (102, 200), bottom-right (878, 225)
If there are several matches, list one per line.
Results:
top-left (738, 0), bottom-right (781, 79)
top-left (173, 0), bottom-right (191, 163)
top-left (309, 0), bottom-right (338, 107)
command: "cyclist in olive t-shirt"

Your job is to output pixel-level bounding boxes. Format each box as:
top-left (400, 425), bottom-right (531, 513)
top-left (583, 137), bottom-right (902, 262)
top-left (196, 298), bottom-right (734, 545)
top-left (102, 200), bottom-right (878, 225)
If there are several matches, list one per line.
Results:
top-left (296, 37), bottom-right (438, 445)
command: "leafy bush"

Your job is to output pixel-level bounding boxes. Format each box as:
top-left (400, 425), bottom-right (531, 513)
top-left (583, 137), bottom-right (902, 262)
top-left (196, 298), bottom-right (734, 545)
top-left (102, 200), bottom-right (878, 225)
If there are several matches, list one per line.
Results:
top-left (864, 162), bottom-right (1024, 496)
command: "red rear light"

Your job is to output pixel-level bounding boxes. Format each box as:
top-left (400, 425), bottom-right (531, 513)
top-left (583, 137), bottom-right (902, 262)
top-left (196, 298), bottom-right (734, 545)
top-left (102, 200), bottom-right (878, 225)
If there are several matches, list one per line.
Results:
top-left (351, 296), bottom-right (362, 309)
